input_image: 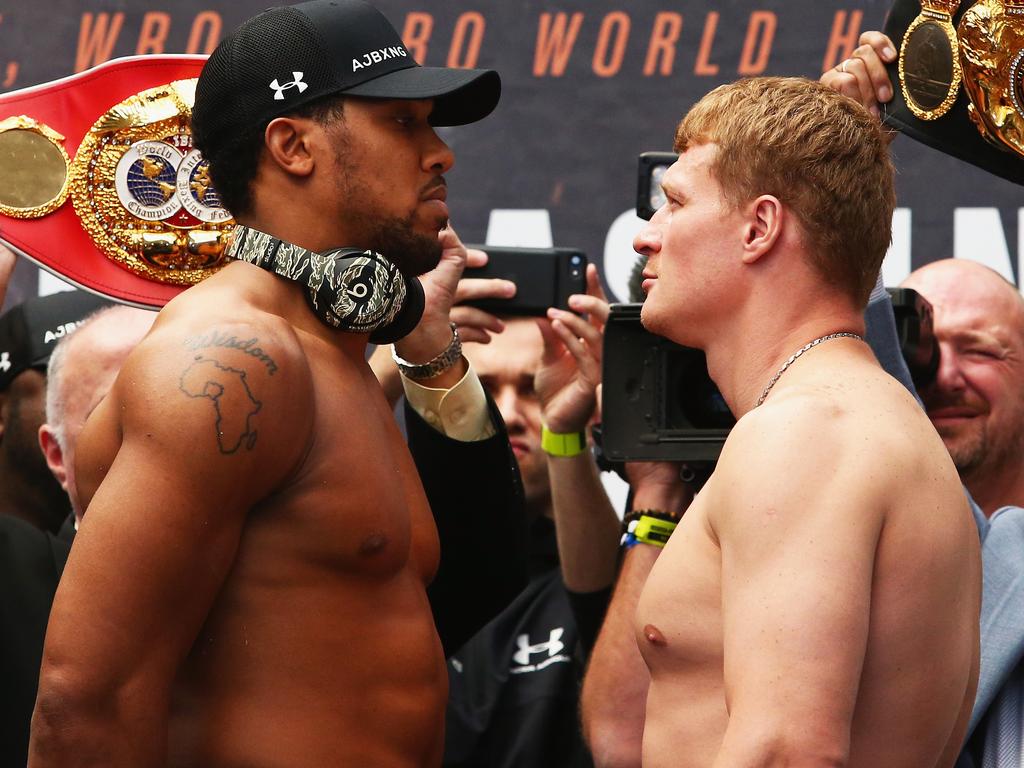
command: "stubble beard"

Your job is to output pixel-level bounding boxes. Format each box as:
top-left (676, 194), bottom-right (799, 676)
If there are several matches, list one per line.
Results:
top-left (362, 215), bottom-right (442, 278)
top-left (946, 415), bottom-right (1024, 484)
top-left (331, 135), bottom-right (442, 278)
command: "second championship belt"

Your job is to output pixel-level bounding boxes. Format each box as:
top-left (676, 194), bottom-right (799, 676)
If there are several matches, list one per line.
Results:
top-left (958, 0), bottom-right (1024, 158)
top-left (899, 0), bottom-right (963, 120)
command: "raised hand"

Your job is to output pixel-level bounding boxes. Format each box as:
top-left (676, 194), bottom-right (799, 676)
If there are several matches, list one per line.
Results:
top-left (821, 31), bottom-right (898, 127)
top-left (534, 264), bottom-right (609, 433)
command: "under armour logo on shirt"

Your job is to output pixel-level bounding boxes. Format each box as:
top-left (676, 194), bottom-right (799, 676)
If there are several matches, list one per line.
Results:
top-left (0, 351), bottom-right (9, 373)
top-left (269, 72), bottom-right (308, 101)
top-left (513, 628), bottom-right (565, 666)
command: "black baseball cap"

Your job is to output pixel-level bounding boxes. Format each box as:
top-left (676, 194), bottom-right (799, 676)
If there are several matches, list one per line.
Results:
top-left (193, 0), bottom-right (501, 157)
top-left (0, 290), bottom-right (111, 391)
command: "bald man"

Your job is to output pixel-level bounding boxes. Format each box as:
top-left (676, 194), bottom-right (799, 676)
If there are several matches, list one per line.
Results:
top-left (38, 305), bottom-right (157, 522)
top-left (901, 260), bottom-right (1024, 516)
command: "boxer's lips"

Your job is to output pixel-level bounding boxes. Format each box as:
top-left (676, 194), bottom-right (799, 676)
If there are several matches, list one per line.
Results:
top-left (421, 186), bottom-right (448, 220)
top-left (422, 185), bottom-right (447, 202)
top-left (642, 270), bottom-right (657, 293)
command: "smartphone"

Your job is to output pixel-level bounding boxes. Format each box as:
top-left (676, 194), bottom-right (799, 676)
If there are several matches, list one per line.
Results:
top-left (463, 245), bottom-right (588, 315)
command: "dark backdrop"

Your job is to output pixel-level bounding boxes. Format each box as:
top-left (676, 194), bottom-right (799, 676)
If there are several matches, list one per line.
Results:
top-left (1, 0), bottom-right (1020, 309)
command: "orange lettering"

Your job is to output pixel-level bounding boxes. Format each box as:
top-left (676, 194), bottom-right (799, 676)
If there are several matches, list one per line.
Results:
top-left (136, 12), bottom-right (170, 54)
top-left (694, 12), bottom-right (719, 76)
top-left (822, 10), bottom-right (863, 72)
top-left (402, 12), bottom-right (433, 64)
top-left (534, 12), bottom-right (583, 77)
top-left (593, 12), bottom-right (630, 78)
top-left (738, 11), bottom-right (776, 75)
top-left (4, 62), bottom-right (17, 89)
top-left (447, 12), bottom-right (485, 68)
top-left (186, 11), bottom-right (222, 54)
top-left (644, 12), bottom-right (682, 76)
top-left (76, 12), bottom-right (124, 72)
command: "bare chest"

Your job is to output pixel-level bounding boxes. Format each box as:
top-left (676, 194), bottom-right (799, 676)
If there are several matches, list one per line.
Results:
top-left (250, 362), bottom-right (438, 583)
top-left (635, 495), bottom-right (724, 675)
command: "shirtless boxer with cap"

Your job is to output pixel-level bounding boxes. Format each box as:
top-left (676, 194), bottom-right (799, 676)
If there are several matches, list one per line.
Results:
top-left (30, 2), bottom-right (502, 766)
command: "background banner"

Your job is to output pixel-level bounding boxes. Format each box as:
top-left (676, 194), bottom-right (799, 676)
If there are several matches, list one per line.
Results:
top-left (1, 0), bottom-right (1021, 310)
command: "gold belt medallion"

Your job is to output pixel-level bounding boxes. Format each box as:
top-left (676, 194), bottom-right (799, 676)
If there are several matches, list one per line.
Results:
top-left (959, 0), bottom-right (1024, 157)
top-left (0, 116), bottom-right (71, 218)
top-left (67, 78), bottom-right (233, 286)
top-left (899, 0), bottom-right (963, 120)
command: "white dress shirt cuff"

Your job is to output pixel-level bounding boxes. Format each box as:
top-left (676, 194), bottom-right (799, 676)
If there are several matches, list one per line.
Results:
top-left (401, 360), bottom-right (496, 442)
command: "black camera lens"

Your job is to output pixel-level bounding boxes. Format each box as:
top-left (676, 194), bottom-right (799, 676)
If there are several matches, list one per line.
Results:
top-left (570, 255), bottom-right (582, 266)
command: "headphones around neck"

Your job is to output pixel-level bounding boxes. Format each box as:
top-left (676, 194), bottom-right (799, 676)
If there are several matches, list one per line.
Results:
top-left (227, 225), bottom-right (424, 344)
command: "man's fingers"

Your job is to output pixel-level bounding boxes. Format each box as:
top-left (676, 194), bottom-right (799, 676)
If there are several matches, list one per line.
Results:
top-left (840, 55), bottom-right (878, 116)
top-left (547, 307), bottom-right (602, 360)
top-left (453, 277), bottom-right (516, 303)
top-left (821, 68), bottom-right (862, 103)
top-left (465, 247), bottom-right (488, 269)
top-left (852, 41), bottom-right (894, 104)
top-left (451, 305), bottom-right (505, 334)
top-left (585, 263), bottom-right (608, 303)
top-left (568, 294), bottom-right (610, 325)
top-left (536, 318), bottom-right (567, 365)
top-left (549, 319), bottom-right (600, 381)
top-left (456, 326), bottom-right (494, 344)
top-left (859, 30), bottom-right (897, 64)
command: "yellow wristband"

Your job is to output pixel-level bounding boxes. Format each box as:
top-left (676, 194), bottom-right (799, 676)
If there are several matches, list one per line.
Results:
top-left (541, 424), bottom-right (587, 457)
top-left (633, 515), bottom-right (677, 548)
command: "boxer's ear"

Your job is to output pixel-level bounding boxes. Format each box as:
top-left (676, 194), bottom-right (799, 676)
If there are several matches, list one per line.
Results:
top-left (263, 117), bottom-right (317, 178)
top-left (38, 423), bottom-right (67, 492)
top-left (741, 195), bottom-right (783, 265)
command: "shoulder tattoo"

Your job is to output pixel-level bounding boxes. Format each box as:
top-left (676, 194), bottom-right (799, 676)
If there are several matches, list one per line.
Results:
top-left (179, 355), bottom-right (263, 454)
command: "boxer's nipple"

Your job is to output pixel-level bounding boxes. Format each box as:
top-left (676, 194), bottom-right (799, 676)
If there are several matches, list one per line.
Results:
top-left (643, 623), bottom-right (667, 646)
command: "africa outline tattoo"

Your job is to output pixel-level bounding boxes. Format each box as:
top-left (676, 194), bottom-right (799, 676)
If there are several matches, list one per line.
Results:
top-left (179, 356), bottom-right (262, 454)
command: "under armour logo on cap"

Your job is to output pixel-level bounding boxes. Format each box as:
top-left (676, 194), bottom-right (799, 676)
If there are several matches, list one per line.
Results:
top-left (269, 72), bottom-right (308, 101)
top-left (0, 352), bottom-right (10, 373)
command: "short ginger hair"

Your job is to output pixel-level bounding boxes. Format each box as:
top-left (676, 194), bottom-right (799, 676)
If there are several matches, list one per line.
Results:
top-left (675, 76), bottom-right (895, 306)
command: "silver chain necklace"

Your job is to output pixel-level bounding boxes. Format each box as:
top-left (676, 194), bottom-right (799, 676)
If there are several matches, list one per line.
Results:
top-left (755, 332), bottom-right (863, 407)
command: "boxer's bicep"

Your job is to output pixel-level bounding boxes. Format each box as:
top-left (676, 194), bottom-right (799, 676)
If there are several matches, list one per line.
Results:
top-left (36, 328), bottom-right (311, 752)
top-left (711, 415), bottom-right (884, 764)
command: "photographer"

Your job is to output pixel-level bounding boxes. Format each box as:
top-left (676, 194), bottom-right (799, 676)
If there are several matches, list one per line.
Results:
top-left (432, 264), bottom-right (621, 768)
top-left (824, 33), bottom-right (1024, 767)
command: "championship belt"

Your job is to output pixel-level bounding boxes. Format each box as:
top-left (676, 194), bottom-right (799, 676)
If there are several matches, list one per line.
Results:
top-left (959, 0), bottom-right (1024, 158)
top-left (883, 0), bottom-right (1024, 185)
top-left (0, 55), bottom-right (233, 308)
top-left (899, 0), bottom-right (962, 119)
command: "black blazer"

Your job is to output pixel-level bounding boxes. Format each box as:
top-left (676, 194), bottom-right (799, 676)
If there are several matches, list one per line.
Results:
top-left (406, 393), bottom-right (529, 657)
top-left (0, 513), bottom-right (72, 768)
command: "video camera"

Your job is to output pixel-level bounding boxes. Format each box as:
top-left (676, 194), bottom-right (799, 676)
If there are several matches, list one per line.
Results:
top-left (597, 154), bottom-right (941, 466)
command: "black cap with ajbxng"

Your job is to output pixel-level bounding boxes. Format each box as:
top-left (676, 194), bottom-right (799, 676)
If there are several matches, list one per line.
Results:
top-left (0, 290), bottom-right (112, 391)
top-left (192, 0), bottom-right (501, 162)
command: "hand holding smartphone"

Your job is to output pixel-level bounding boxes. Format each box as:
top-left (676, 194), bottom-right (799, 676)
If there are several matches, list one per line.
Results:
top-left (462, 245), bottom-right (588, 315)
